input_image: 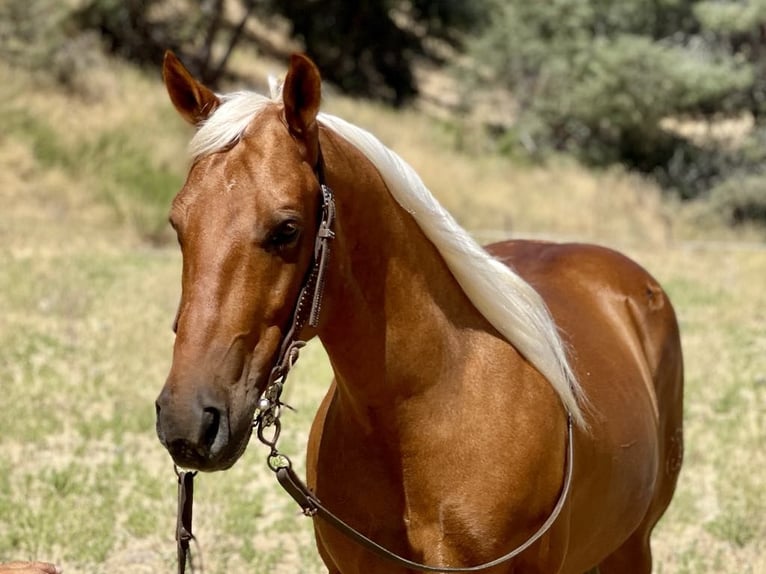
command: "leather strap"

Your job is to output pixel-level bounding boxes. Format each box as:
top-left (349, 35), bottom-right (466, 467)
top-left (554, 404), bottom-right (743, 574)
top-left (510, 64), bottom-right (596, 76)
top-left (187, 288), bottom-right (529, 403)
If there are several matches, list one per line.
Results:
top-left (275, 415), bottom-right (574, 572)
top-left (176, 469), bottom-right (196, 574)
top-left (173, 141), bottom-right (334, 574)
top-left (254, 181), bottom-right (335, 436)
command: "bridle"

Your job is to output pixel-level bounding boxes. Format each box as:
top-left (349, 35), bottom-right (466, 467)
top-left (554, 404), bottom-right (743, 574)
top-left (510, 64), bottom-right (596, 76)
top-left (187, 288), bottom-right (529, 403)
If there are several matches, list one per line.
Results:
top-left (173, 143), bottom-right (575, 573)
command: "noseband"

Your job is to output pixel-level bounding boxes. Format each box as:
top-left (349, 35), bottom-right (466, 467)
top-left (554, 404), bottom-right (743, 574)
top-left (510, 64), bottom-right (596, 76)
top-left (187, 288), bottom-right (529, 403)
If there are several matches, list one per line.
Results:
top-left (173, 144), bottom-right (575, 573)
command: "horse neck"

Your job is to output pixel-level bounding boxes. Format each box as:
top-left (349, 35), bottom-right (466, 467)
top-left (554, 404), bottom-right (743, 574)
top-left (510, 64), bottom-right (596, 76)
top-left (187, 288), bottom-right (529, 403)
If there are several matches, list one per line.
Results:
top-left (316, 129), bottom-right (497, 414)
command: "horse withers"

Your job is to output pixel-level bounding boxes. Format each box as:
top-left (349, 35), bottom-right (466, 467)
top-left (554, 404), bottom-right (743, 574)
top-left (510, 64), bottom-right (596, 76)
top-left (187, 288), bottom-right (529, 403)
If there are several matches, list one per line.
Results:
top-left (154, 52), bottom-right (683, 573)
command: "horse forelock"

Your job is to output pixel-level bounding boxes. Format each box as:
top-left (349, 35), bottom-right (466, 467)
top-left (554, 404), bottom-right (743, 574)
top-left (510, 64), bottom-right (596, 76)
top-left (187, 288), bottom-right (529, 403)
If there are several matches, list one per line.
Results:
top-left (184, 88), bottom-right (586, 426)
top-left (189, 91), bottom-right (276, 160)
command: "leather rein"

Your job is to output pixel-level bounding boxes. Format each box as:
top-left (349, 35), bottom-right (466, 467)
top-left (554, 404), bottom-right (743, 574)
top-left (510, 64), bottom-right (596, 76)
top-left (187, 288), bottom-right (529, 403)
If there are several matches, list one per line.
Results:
top-left (174, 148), bottom-right (575, 573)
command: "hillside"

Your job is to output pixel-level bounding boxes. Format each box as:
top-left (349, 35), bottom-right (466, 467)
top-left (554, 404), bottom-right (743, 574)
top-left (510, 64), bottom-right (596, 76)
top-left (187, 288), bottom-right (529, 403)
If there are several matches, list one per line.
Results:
top-left (1, 48), bottom-right (764, 573)
top-left (5, 41), bottom-right (754, 249)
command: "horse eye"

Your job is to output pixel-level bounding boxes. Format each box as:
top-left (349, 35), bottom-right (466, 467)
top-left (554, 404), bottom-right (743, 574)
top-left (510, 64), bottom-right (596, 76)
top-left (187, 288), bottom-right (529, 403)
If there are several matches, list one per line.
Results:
top-left (267, 220), bottom-right (301, 249)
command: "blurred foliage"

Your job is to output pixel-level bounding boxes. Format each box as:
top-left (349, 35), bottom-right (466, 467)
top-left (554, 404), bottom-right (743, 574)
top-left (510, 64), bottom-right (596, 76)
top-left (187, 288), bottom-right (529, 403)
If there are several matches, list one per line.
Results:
top-left (0, 0), bottom-right (100, 88)
top-left (0, 0), bottom-right (66, 67)
top-left (69, 0), bottom-right (490, 105)
top-left (73, 0), bottom-right (234, 84)
top-left (265, 0), bottom-right (489, 105)
top-left (0, 0), bottom-right (489, 106)
top-left (704, 125), bottom-right (766, 226)
top-left (709, 173), bottom-right (766, 226)
top-left (468, 0), bottom-right (766, 226)
top-left (4, 0), bottom-right (766, 228)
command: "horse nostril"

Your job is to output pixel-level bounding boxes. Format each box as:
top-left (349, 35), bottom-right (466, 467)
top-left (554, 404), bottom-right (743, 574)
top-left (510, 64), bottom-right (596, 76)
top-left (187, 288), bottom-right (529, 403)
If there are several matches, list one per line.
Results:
top-left (154, 400), bottom-right (166, 444)
top-left (201, 406), bottom-right (221, 450)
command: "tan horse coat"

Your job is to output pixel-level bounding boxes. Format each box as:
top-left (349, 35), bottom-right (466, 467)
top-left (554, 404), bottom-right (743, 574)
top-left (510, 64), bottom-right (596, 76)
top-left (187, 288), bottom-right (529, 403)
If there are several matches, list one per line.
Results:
top-left (156, 53), bottom-right (683, 573)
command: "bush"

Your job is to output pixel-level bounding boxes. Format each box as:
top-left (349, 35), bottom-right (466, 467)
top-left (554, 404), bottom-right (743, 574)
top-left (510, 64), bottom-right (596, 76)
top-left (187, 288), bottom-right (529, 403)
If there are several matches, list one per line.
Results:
top-left (0, 0), bottom-right (107, 91)
top-left (0, 1), bottom-right (75, 71)
top-left (709, 175), bottom-right (766, 226)
top-left (72, 0), bottom-right (492, 104)
top-left (467, 0), bottom-right (766, 216)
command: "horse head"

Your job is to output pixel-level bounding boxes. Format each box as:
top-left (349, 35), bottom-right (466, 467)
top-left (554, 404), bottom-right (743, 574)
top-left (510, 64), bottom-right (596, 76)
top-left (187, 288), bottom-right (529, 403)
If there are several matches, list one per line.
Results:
top-left (155, 52), bottom-right (325, 471)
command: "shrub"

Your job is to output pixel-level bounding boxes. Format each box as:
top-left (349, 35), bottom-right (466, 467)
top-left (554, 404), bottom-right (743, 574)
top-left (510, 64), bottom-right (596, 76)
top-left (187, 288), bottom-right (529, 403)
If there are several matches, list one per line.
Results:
top-left (467, 0), bottom-right (766, 216)
top-left (708, 174), bottom-right (766, 227)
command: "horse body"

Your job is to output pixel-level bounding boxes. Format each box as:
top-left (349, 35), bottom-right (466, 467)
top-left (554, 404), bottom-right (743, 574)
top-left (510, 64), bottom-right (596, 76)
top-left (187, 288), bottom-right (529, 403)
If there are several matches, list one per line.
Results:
top-left (305, 132), bottom-right (681, 572)
top-left (155, 53), bottom-right (683, 573)
top-left (488, 241), bottom-right (683, 573)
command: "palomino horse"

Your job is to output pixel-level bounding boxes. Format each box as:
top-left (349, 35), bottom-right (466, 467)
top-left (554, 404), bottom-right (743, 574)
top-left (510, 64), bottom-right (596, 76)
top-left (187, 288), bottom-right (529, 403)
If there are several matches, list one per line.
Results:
top-left (155, 52), bottom-right (684, 573)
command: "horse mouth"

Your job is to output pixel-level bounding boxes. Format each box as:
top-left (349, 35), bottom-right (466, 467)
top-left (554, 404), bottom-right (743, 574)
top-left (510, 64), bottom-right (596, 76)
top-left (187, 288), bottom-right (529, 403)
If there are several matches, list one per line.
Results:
top-left (156, 334), bottom-right (284, 472)
top-left (162, 421), bottom-right (254, 472)
top-left (156, 379), bottom-right (262, 473)
top-left (167, 442), bottom-right (235, 472)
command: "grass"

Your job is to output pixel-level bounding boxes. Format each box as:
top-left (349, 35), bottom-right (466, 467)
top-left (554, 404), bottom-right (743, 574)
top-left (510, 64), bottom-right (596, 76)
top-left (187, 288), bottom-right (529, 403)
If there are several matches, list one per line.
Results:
top-left (0, 57), bottom-right (187, 245)
top-left (0, 47), bottom-right (764, 573)
top-left (636, 247), bottom-right (766, 573)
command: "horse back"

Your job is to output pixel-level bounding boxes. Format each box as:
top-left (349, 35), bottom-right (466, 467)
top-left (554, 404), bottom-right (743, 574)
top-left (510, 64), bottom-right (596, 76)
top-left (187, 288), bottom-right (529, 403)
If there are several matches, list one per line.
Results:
top-left (486, 240), bottom-right (683, 415)
top-left (487, 239), bottom-right (684, 569)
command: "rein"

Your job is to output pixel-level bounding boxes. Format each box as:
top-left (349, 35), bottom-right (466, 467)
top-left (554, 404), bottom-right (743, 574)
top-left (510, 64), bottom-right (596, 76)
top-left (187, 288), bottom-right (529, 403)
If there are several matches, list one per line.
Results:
top-left (172, 148), bottom-right (575, 573)
top-left (267, 415), bottom-right (574, 573)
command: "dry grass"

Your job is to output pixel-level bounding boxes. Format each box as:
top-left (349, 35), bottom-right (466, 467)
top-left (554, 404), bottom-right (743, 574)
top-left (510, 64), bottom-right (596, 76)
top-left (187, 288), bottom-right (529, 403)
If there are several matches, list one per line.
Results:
top-left (0, 52), bottom-right (764, 573)
top-left (628, 246), bottom-right (766, 573)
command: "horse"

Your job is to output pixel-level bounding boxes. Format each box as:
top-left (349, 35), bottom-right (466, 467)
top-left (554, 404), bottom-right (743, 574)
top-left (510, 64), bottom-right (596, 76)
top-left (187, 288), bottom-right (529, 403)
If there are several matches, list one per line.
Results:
top-left (154, 52), bottom-right (684, 573)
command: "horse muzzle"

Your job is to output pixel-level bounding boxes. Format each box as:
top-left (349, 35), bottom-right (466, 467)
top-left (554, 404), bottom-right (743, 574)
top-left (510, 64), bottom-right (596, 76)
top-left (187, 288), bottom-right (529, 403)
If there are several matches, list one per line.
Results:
top-left (154, 381), bottom-right (253, 472)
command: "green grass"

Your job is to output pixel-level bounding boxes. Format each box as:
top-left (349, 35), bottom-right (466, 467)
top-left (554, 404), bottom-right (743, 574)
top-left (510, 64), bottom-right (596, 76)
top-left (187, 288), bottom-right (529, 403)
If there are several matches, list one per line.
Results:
top-left (0, 49), bottom-right (764, 573)
top-left (4, 223), bottom-right (763, 574)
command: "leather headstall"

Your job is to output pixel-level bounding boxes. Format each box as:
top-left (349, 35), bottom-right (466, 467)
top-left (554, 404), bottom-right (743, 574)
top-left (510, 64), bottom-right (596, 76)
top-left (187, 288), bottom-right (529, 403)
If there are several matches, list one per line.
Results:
top-left (173, 146), bottom-right (336, 574)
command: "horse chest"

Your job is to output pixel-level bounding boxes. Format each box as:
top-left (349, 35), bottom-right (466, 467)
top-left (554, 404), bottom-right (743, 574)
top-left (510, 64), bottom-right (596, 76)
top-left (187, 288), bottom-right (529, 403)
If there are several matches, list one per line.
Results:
top-left (309, 390), bottom-right (567, 573)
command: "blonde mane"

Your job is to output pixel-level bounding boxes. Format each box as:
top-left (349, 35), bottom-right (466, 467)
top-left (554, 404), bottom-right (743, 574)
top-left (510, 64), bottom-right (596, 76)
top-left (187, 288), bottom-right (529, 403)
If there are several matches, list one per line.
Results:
top-left (189, 91), bottom-right (586, 427)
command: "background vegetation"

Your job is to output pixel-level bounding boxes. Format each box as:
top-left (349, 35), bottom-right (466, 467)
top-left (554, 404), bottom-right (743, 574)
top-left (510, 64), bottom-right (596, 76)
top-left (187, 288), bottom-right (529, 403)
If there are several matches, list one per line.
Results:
top-left (15, 0), bottom-right (765, 228)
top-left (467, 0), bottom-right (766, 220)
top-left (0, 0), bottom-right (764, 572)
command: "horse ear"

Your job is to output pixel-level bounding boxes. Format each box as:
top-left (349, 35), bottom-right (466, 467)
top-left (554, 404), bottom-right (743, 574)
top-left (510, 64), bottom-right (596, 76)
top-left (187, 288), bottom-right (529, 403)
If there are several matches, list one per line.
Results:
top-left (283, 54), bottom-right (322, 137)
top-left (162, 51), bottom-right (220, 126)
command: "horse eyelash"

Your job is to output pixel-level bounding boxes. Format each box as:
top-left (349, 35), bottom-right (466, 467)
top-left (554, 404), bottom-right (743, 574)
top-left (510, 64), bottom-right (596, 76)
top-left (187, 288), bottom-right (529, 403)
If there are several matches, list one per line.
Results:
top-left (265, 221), bottom-right (301, 251)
